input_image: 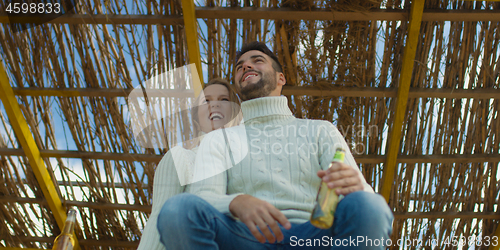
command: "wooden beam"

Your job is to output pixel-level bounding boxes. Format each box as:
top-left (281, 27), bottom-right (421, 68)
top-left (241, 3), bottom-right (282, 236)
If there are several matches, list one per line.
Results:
top-left (80, 239), bottom-right (139, 247)
top-left (5, 196), bottom-right (500, 214)
top-left (355, 153), bottom-right (500, 164)
top-left (1, 148), bottom-right (499, 164)
top-left (12, 87), bottom-right (500, 99)
top-left (381, 0), bottom-right (425, 202)
top-left (1, 9), bottom-right (500, 25)
top-left (0, 196), bottom-right (153, 212)
top-left (12, 87), bottom-right (130, 97)
top-left (4, 195), bottom-right (500, 221)
top-left (12, 180), bottom-right (500, 205)
top-left (422, 9), bottom-right (500, 22)
top-left (65, 200), bottom-right (151, 212)
top-left (282, 86), bottom-right (500, 99)
top-left (0, 61), bottom-right (81, 250)
top-left (0, 236), bottom-right (139, 247)
top-left (196, 7), bottom-right (500, 22)
top-left (195, 7), bottom-right (407, 20)
top-left (55, 180), bottom-right (145, 189)
top-left (393, 212), bottom-right (500, 219)
top-left (16, 180), bottom-right (147, 189)
top-left (0, 148), bottom-right (163, 162)
top-left (0, 14), bottom-right (183, 25)
top-left (181, 0), bottom-right (204, 96)
top-left (5, 196), bottom-right (500, 220)
top-left (12, 87), bottom-right (192, 98)
top-left (1, 248), bottom-right (48, 250)
top-left (39, 150), bottom-right (159, 162)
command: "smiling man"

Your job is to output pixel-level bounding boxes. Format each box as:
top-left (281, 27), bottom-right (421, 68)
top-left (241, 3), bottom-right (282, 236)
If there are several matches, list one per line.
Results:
top-left (234, 46), bottom-right (283, 101)
top-left (157, 42), bottom-right (394, 249)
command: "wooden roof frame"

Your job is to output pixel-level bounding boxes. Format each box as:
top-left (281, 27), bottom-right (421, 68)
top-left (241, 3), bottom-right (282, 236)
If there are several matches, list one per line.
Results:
top-left (2, 8), bottom-right (500, 24)
top-left (10, 86), bottom-right (500, 98)
top-left (1, 148), bottom-right (499, 164)
top-left (0, 1), bottom-right (499, 249)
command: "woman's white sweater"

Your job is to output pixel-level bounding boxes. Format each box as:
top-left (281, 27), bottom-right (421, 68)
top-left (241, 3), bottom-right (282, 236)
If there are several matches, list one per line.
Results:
top-left (137, 146), bottom-right (196, 250)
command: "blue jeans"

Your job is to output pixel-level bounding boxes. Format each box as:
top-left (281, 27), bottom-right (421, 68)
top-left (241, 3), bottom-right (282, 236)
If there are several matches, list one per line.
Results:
top-left (157, 192), bottom-right (393, 249)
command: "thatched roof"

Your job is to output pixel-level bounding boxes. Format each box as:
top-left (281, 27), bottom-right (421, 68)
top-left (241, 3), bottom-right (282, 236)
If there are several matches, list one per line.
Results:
top-left (0, 0), bottom-right (499, 248)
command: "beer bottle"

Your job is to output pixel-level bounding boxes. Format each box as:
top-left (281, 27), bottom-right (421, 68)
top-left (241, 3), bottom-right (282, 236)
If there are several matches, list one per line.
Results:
top-left (52, 208), bottom-right (77, 250)
top-left (310, 148), bottom-right (345, 229)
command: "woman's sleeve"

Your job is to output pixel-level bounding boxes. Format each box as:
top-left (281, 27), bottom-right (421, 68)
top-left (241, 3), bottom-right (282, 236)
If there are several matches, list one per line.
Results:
top-left (184, 129), bottom-right (245, 215)
top-left (137, 149), bottom-right (185, 250)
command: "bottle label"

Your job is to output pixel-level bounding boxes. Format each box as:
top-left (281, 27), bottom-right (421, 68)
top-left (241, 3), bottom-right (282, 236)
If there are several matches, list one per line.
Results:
top-left (332, 150), bottom-right (345, 162)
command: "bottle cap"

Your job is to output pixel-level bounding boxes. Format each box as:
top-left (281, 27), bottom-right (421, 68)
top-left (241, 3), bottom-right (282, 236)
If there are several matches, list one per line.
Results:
top-left (66, 208), bottom-right (77, 222)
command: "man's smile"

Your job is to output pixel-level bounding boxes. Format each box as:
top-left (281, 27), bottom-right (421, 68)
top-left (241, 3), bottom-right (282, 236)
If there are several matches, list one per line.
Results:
top-left (241, 71), bottom-right (259, 83)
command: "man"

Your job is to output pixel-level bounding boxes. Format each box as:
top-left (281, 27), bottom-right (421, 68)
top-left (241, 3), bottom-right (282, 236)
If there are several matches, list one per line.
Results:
top-left (157, 42), bottom-right (393, 249)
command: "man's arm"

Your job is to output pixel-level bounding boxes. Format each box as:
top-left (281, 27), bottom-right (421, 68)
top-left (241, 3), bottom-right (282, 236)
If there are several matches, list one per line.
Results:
top-left (229, 194), bottom-right (291, 243)
top-left (186, 128), bottom-right (291, 243)
top-left (317, 122), bottom-right (374, 194)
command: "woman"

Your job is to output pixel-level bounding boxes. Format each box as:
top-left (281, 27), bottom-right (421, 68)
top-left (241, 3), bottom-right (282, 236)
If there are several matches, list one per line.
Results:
top-left (137, 78), bottom-right (241, 250)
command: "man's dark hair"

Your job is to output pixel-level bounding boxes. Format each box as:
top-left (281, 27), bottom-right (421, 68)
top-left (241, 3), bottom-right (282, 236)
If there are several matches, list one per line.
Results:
top-left (236, 41), bottom-right (283, 73)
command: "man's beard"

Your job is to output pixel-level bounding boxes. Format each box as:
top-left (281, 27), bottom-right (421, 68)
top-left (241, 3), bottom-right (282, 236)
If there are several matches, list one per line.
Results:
top-left (239, 72), bottom-right (277, 101)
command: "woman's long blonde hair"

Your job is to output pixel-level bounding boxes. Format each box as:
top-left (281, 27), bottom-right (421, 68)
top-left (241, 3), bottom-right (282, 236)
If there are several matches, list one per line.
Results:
top-left (186, 78), bottom-right (242, 149)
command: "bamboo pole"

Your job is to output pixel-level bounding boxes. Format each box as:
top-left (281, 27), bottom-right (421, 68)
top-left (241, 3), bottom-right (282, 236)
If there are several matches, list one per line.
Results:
top-left (380, 0), bottom-right (425, 202)
top-left (181, 0), bottom-right (203, 96)
top-left (0, 61), bottom-right (81, 250)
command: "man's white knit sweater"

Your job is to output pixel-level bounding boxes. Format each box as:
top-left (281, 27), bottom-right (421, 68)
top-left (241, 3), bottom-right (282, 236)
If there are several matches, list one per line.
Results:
top-left (187, 96), bottom-right (373, 224)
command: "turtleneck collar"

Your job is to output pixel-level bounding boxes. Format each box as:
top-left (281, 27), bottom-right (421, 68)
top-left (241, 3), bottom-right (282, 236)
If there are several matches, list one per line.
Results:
top-left (241, 96), bottom-right (293, 122)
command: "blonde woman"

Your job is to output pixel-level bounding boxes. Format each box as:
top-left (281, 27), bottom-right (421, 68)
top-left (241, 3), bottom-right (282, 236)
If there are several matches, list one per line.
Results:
top-left (137, 78), bottom-right (241, 250)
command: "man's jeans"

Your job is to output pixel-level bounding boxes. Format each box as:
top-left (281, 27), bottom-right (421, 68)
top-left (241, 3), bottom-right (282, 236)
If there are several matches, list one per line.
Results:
top-left (157, 192), bottom-right (393, 249)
